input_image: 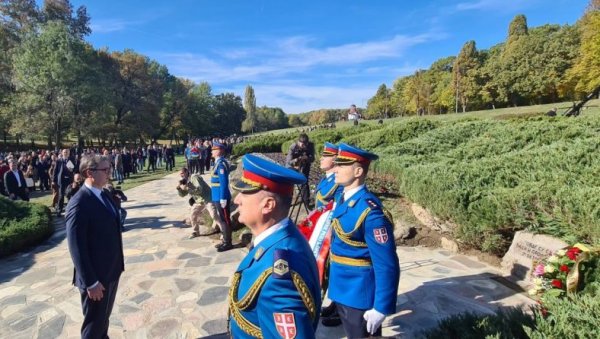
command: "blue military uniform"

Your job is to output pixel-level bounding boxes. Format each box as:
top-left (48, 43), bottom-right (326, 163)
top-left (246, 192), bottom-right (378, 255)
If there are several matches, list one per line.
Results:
top-left (328, 143), bottom-right (400, 336)
top-left (229, 154), bottom-right (322, 338)
top-left (314, 142), bottom-right (343, 209)
top-left (211, 141), bottom-right (233, 249)
top-left (210, 147), bottom-right (231, 203)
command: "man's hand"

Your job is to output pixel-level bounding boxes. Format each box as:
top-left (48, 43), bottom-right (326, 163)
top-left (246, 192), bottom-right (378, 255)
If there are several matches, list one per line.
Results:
top-left (363, 308), bottom-right (385, 334)
top-left (87, 282), bottom-right (105, 301)
top-left (220, 199), bottom-right (227, 208)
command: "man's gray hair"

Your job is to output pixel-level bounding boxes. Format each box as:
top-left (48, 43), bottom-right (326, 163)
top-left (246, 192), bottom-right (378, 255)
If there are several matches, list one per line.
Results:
top-left (79, 154), bottom-right (109, 173)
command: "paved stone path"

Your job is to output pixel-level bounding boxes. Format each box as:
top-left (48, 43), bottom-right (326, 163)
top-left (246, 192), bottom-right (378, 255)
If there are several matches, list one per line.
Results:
top-left (0, 172), bottom-right (533, 338)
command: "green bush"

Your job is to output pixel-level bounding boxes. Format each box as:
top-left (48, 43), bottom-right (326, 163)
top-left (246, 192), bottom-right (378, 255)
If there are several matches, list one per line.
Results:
top-left (423, 309), bottom-right (535, 339)
top-left (0, 197), bottom-right (53, 258)
top-left (232, 133), bottom-right (295, 156)
top-left (236, 114), bottom-right (600, 255)
top-left (525, 293), bottom-right (600, 339)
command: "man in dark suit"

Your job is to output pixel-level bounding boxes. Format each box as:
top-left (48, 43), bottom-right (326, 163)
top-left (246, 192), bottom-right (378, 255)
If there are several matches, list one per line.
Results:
top-left (66, 154), bottom-right (124, 339)
top-left (3, 158), bottom-right (30, 201)
top-left (54, 148), bottom-right (74, 216)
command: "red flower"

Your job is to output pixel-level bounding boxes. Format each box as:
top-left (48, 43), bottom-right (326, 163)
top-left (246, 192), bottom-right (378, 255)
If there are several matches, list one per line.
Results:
top-left (560, 265), bottom-right (570, 273)
top-left (551, 279), bottom-right (563, 289)
top-left (566, 247), bottom-right (581, 260)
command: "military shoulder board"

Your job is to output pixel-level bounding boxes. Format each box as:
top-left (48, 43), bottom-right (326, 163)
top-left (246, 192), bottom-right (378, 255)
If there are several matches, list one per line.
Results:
top-left (366, 198), bottom-right (381, 210)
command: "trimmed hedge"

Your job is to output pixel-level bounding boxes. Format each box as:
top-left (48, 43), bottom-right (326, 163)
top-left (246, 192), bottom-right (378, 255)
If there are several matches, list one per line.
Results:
top-left (234, 114), bottom-right (600, 255)
top-left (0, 197), bottom-right (53, 258)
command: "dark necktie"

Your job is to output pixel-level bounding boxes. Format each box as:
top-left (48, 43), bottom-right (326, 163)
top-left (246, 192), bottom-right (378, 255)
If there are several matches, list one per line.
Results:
top-left (100, 191), bottom-right (116, 216)
top-left (338, 195), bottom-right (345, 205)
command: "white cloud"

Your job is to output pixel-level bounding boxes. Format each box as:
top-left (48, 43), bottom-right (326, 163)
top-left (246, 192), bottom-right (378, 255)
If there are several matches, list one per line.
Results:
top-left (455, 0), bottom-right (533, 12)
top-left (155, 33), bottom-right (436, 84)
top-left (90, 19), bottom-right (138, 33)
top-left (220, 83), bottom-right (384, 114)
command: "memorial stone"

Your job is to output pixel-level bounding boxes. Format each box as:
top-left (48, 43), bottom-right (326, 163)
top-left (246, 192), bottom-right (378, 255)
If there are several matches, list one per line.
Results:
top-left (501, 231), bottom-right (567, 289)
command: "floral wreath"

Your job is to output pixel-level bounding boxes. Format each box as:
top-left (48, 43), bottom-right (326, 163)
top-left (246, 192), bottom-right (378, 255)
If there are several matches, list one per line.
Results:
top-left (529, 243), bottom-right (598, 300)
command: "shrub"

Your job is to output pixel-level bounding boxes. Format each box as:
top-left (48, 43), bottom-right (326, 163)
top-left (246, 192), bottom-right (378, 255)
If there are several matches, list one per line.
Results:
top-left (422, 308), bottom-right (534, 339)
top-left (0, 197), bottom-right (53, 258)
top-left (237, 113), bottom-right (600, 255)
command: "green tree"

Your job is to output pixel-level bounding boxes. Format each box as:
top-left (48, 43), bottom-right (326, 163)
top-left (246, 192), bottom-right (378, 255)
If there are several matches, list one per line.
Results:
top-left (41, 0), bottom-right (90, 38)
top-left (366, 84), bottom-right (393, 119)
top-left (566, 4), bottom-right (600, 96)
top-left (212, 92), bottom-right (245, 136)
top-left (452, 40), bottom-right (481, 112)
top-left (11, 21), bottom-right (89, 147)
top-left (242, 84), bottom-right (257, 133)
top-left (257, 106), bottom-right (288, 130)
top-left (288, 114), bottom-right (303, 127)
top-left (109, 50), bottom-right (166, 144)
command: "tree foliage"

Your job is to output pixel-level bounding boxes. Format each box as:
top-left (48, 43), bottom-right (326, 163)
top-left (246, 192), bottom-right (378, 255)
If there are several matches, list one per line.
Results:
top-left (242, 85), bottom-right (257, 133)
top-left (368, 13), bottom-right (591, 115)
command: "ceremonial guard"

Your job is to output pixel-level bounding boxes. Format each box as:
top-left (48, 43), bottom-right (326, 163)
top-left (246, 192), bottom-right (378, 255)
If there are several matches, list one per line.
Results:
top-left (210, 141), bottom-right (233, 252)
top-left (329, 143), bottom-right (400, 338)
top-left (314, 142), bottom-right (343, 209)
top-left (228, 154), bottom-right (322, 338)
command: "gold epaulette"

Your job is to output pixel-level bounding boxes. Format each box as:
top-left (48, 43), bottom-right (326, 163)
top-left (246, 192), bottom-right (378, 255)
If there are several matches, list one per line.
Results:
top-left (331, 207), bottom-right (371, 248)
top-left (228, 267), bottom-right (317, 338)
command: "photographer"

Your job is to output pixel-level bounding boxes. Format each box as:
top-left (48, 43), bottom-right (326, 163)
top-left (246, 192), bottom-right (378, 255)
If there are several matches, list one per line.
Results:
top-left (66, 173), bottom-right (84, 200)
top-left (285, 133), bottom-right (315, 205)
top-left (176, 167), bottom-right (219, 238)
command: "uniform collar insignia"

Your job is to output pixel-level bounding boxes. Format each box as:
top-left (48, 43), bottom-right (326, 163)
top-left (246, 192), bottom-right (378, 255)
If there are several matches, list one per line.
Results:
top-left (254, 247), bottom-right (265, 260)
top-left (348, 200), bottom-right (356, 207)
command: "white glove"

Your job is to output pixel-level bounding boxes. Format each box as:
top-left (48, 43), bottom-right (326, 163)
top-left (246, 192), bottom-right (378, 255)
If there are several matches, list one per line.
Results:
top-left (363, 308), bottom-right (385, 335)
top-left (220, 199), bottom-right (227, 208)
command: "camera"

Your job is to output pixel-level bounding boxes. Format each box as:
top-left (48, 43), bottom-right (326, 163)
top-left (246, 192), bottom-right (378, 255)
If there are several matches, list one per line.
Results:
top-left (179, 178), bottom-right (188, 185)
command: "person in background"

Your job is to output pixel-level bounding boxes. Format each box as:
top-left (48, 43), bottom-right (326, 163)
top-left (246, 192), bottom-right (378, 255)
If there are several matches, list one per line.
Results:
top-left (4, 158), bottom-right (29, 201)
top-left (54, 149), bottom-right (74, 216)
top-left (104, 182), bottom-right (128, 232)
top-left (66, 173), bottom-right (84, 200)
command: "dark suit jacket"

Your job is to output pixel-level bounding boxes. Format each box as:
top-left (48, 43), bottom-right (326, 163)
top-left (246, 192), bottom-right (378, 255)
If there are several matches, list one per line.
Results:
top-left (53, 158), bottom-right (73, 187)
top-left (3, 170), bottom-right (27, 195)
top-left (66, 185), bottom-right (124, 289)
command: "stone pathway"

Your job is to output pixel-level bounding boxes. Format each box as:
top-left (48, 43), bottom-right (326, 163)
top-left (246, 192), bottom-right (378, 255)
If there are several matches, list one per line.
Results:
top-left (0, 171), bottom-right (533, 338)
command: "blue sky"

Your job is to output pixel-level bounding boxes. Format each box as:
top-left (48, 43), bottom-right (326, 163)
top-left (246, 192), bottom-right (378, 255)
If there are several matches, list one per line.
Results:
top-left (75, 0), bottom-right (588, 113)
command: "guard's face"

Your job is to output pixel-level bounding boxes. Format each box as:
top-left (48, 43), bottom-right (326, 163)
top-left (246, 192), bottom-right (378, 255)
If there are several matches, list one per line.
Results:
top-left (234, 190), bottom-right (274, 227)
top-left (234, 191), bottom-right (260, 227)
top-left (320, 155), bottom-right (335, 171)
top-left (334, 162), bottom-right (362, 186)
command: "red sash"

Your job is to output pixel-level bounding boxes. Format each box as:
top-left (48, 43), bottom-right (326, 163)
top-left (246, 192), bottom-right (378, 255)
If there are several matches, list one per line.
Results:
top-left (297, 201), bottom-right (334, 285)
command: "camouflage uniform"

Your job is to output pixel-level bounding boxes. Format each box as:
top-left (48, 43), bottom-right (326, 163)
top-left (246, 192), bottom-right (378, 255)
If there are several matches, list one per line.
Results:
top-left (177, 173), bottom-right (218, 235)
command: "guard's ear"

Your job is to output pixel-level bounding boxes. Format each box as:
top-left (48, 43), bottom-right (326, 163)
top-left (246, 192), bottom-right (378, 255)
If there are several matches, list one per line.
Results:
top-left (353, 163), bottom-right (364, 178)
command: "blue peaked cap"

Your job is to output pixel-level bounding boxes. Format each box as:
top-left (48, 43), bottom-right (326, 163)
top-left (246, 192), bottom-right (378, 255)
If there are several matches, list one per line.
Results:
top-left (335, 143), bottom-right (379, 165)
top-left (233, 154), bottom-right (306, 196)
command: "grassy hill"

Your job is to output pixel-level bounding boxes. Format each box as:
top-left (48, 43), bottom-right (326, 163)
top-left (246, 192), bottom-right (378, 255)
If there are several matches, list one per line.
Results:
top-left (236, 100), bottom-right (600, 255)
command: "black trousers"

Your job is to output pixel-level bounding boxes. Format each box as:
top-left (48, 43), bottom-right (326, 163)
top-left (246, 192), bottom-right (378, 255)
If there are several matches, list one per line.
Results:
top-left (57, 183), bottom-right (69, 212)
top-left (80, 280), bottom-right (119, 339)
top-left (337, 303), bottom-right (382, 339)
top-left (216, 200), bottom-right (232, 244)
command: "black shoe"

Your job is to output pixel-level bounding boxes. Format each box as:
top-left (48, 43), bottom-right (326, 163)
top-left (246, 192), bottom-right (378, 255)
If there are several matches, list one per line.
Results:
top-left (216, 243), bottom-right (233, 252)
top-left (321, 315), bottom-right (342, 327)
top-left (321, 303), bottom-right (337, 318)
